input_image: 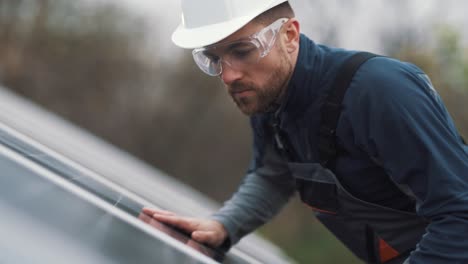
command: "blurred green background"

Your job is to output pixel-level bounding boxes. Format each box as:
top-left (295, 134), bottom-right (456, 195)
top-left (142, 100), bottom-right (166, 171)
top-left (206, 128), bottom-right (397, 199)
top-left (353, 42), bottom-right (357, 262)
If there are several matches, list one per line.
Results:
top-left (1, 1), bottom-right (467, 263)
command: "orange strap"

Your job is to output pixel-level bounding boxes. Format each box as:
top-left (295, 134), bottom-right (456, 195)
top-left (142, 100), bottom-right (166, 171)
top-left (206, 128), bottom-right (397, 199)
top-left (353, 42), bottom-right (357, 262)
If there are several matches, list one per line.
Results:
top-left (304, 203), bottom-right (337, 215)
top-left (379, 238), bottom-right (400, 262)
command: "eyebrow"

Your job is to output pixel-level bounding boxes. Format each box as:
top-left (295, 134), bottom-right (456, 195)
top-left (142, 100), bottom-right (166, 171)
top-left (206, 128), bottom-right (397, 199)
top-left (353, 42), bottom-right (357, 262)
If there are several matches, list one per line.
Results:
top-left (202, 50), bottom-right (219, 59)
top-left (222, 41), bottom-right (255, 55)
top-left (204, 41), bottom-right (252, 58)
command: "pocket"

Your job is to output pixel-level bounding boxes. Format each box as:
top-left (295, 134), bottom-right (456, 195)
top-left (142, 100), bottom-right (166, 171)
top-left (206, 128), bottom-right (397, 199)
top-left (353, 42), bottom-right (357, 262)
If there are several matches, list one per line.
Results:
top-left (288, 162), bottom-right (339, 214)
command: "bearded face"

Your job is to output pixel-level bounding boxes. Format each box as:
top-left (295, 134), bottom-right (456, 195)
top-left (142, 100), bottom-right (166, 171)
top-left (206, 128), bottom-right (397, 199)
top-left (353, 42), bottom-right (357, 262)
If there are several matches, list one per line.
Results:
top-left (226, 46), bottom-right (293, 115)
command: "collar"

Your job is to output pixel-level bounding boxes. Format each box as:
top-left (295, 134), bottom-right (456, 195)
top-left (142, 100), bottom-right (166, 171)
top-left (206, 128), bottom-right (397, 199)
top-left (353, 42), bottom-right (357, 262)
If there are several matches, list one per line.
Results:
top-left (275, 34), bottom-right (324, 128)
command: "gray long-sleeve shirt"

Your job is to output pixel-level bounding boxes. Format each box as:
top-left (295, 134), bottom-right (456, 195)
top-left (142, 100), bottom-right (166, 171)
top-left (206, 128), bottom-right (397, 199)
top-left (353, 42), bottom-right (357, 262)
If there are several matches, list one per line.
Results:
top-left (211, 143), bottom-right (295, 246)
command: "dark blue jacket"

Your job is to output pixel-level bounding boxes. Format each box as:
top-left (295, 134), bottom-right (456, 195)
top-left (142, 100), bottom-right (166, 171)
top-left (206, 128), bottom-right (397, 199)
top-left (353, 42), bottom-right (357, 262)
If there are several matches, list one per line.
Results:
top-left (212, 34), bottom-right (468, 263)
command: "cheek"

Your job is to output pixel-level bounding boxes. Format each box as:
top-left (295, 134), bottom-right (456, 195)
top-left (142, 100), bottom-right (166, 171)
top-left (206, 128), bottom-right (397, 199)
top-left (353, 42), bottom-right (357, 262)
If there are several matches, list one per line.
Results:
top-left (245, 61), bottom-right (278, 86)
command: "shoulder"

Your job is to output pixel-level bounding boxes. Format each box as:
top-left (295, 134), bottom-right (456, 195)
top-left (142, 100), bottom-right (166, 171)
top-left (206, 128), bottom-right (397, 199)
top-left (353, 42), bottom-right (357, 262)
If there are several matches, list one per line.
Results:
top-left (338, 55), bottom-right (450, 144)
top-left (344, 56), bottom-right (435, 112)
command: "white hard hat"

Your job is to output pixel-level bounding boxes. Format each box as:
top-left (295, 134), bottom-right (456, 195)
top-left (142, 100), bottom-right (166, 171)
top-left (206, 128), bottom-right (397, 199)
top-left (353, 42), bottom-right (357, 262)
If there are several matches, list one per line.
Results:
top-left (172, 0), bottom-right (288, 49)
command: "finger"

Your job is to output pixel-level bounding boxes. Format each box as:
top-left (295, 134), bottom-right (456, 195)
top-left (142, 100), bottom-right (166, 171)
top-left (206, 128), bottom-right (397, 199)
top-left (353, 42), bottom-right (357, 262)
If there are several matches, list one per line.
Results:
top-left (142, 207), bottom-right (173, 215)
top-left (151, 214), bottom-right (199, 233)
top-left (142, 207), bottom-right (175, 216)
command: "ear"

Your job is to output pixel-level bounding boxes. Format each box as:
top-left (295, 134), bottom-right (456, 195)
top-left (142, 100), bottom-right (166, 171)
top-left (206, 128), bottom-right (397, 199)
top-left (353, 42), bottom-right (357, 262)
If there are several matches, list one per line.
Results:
top-left (283, 18), bottom-right (300, 54)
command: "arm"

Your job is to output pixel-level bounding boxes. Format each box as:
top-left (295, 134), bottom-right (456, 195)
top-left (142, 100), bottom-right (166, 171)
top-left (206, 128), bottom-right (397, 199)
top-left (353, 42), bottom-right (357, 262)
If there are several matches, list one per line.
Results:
top-left (349, 58), bottom-right (468, 263)
top-left (144, 122), bottom-right (295, 249)
top-left (211, 138), bottom-right (296, 247)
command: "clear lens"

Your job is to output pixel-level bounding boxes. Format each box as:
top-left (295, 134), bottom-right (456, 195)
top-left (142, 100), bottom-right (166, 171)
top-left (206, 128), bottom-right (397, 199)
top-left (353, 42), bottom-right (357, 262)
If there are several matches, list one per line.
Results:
top-left (192, 18), bottom-right (288, 76)
top-left (223, 41), bottom-right (261, 69)
top-left (192, 49), bottom-right (221, 76)
top-left (193, 41), bottom-right (261, 76)
top-left (255, 18), bottom-right (288, 57)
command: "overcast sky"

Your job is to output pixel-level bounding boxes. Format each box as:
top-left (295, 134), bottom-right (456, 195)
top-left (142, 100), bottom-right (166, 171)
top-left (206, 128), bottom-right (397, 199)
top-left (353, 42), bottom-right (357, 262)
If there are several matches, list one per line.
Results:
top-left (113, 0), bottom-right (468, 57)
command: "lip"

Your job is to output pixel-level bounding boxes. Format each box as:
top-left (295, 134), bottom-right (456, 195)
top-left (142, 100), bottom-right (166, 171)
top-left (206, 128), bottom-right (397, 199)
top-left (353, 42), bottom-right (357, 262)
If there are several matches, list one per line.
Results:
top-left (231, 89), bottom-right (254, 96)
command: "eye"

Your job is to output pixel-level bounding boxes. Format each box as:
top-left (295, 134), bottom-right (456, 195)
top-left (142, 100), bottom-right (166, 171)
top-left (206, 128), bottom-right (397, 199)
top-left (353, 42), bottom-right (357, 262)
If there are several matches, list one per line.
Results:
top-left (231, 47), bottom-right (255, 59)
top-left (203, 51), bottom-right (220, 63)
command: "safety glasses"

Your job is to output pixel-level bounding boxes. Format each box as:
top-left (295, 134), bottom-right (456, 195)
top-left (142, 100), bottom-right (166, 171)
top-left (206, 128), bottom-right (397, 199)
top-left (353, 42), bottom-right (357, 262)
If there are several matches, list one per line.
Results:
top-left (192, 18), bottom-right (288, 76)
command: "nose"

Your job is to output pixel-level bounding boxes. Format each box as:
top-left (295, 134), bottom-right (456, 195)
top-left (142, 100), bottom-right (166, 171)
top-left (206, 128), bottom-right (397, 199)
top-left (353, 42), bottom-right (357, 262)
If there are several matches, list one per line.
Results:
top-left (220, 62), bottom-right (243, 86)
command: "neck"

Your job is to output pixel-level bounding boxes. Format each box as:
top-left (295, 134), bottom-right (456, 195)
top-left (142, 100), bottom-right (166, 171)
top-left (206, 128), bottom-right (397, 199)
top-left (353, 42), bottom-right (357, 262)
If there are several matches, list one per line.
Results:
top-left (275, 47), bottom-right (299, 105)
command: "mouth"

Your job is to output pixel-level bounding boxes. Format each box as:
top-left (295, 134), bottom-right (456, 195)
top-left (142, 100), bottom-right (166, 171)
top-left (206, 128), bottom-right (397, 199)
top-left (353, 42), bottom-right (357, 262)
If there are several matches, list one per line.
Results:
top-left (229, 85), bottom-right (253, 94)
top-left (231, 89), bottom-right (254, 97)
top-left (228, 82), bottom-right (256, 99)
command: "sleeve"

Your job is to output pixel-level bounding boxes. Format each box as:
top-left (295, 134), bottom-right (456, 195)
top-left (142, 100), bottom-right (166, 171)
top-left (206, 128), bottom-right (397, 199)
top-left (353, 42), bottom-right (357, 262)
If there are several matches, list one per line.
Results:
top-left (210, 120), bottom-right (296, 247)
top-left (348, 58), bottom-right (468, 263)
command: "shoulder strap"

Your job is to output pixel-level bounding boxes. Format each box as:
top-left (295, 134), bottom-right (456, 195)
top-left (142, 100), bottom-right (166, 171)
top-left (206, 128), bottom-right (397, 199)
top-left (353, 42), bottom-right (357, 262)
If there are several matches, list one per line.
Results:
top-left (319, 52), bottom-right (379, 167)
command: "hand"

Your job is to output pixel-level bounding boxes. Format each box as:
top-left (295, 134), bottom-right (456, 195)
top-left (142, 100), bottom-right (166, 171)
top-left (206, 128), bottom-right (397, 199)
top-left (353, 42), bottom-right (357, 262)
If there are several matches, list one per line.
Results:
top-left (142, 207), bottom-right (228, 248)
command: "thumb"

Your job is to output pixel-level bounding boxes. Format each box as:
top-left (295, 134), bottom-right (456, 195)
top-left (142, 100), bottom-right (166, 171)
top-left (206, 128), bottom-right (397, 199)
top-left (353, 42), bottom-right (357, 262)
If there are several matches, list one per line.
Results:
top-left (191, 231), bottom-right (222, 246)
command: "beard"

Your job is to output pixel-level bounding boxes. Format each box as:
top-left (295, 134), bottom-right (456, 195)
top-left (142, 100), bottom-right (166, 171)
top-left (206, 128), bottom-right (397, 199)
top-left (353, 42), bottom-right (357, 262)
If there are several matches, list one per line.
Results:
top-left (228, 49), bottom-right (293, 116)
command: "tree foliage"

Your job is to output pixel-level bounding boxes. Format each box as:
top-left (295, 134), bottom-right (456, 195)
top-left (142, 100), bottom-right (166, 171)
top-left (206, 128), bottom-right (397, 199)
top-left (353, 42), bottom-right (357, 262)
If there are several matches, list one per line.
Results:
top-left (385, 24), bottom-right (468, 138)
top-left (0, 0), bottom-right (252, 202)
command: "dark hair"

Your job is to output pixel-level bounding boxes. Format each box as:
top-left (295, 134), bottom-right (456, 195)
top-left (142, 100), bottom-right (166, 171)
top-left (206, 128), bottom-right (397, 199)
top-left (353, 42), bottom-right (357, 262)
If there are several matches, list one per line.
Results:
top-left (253, 2), bottom-right (295, 25)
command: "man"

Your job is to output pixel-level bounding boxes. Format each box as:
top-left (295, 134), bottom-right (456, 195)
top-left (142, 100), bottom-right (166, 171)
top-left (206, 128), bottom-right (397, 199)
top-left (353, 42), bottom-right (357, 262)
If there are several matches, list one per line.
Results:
top-left (143, 1), bottom-right (468, 263)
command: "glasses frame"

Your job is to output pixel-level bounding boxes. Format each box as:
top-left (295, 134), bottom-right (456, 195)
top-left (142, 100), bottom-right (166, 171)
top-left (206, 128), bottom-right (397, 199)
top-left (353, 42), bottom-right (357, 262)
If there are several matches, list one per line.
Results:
top-left (192, 18), bottom-right (289, 76)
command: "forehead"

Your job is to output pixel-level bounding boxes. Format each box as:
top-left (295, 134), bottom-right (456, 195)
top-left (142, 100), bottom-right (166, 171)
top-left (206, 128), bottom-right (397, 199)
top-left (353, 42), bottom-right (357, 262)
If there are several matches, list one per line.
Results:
top-left (212, 21), bottom-right (263, 46)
